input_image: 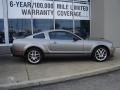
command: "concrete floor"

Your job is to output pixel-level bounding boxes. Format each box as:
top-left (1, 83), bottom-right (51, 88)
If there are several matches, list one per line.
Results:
top-left (0, 48), bottom-right (120, 89)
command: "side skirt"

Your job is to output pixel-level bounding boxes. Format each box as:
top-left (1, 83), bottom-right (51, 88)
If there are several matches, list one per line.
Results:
top-left (44, 53), bottom-right (91, 57)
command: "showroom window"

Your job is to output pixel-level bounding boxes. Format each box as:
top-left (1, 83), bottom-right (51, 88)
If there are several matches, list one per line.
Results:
top-left (73, 0), bottom-right (90, 39)
top-left (8, 0), bottom-right (32, 43)
top-left (74, 20), bottom-right (90, 39)
top-left (8, 19), bottom-right (32, 42)
top-left (0, 0), bottom-right (90, 45)
top-left (54, 0), bottom-right (73, 32)
top-left (33, 19), bottom-right (54, 34)
top-left (0, 19), bottom-right (4, 44)
top-left (55, 20), bottom-right (73, 32)
top-left (0, 0), bottom-right (4, 44)
top-left (32, 0), bottom-right (54, 33)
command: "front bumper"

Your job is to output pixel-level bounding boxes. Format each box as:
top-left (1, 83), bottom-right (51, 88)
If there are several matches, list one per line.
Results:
top-left (110, 47), bottom-right (115, 57)
top-left (10, 46), bottom-right (16, 56)
top-left (10, 46), bottom-right (23, 57)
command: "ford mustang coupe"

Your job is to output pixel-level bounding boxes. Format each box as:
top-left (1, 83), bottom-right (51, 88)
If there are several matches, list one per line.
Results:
top-left (11, 30), bottom-right (115, 64)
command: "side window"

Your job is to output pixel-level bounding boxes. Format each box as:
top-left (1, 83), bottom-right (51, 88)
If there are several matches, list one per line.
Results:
top-left (49, 31), bottom-right (80, 40)
top-left (49, 32), bottom-right (57, 40)
top-left (33, 33), bottom-right (45, 39)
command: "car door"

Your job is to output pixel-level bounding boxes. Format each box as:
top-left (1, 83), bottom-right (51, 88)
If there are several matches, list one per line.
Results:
top-left (48, 31), bottom-right (84, 53)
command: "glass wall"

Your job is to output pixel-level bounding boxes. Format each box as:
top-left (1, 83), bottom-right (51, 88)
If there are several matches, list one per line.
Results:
top-left (73, 0), bottom-right (90, 39)
top-left (8, 19), bottom-right (32, 43)
top-left (33, 19), bottom-right (54, 34)
top-left (74, 20), bottom-right (90, 39)
top-left (0, 19), bottom-right (4, 44)
top-left (55, 20), bottom-right (73, 32)
top-left (0, 0), bottom-right (90, 45)
top-left (8, 0), bottom-right (54, 43)
top-left (54, 0), bottom-right (73, 32)
top-left (32, 0), bottom-right (54, 33)
top-left (0, 0), bottom-right (4, 44)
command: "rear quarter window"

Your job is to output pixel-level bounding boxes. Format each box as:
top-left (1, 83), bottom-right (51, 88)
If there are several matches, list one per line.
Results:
top-left (33, 33), bottom-right (45, 39)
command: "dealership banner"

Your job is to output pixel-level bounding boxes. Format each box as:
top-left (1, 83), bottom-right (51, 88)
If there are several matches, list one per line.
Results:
top-left (0, 0), bottom-right (3, 19)
top-left (8, 0), bottom-right (90, 20)
top-left (74, 2), bottom-right (89, 20)
top-left (54, 1), bottom-right (73, 20)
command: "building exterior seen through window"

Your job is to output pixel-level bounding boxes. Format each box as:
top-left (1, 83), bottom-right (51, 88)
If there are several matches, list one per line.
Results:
top-left (0, 0), bottom-right (90, 45)
top-left (0, 19), bottom-right (4, 44)
top-left (8, 19), bottom-right (32, 40)
top-left (55, 20), bottom-right (73, 32)
top-left (75, 20), bottom-right (90, 39)
top-left (33, 19), bottom-right (54, 33)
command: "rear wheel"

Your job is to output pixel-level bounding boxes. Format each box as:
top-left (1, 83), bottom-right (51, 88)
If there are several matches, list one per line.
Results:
top-left (92, 47), bottom-right (109, 62)
top-left (26, 48), bottom-right (43, 64)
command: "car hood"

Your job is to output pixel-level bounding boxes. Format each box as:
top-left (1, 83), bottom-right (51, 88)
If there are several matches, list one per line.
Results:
top-left (86, 38), bottom-right (112, 44)
top-left (85, 38), bottom-right (113, 44)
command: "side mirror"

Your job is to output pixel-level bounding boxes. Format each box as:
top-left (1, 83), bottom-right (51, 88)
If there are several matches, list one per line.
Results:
top-left (73, 37), bottom-right (79, 41)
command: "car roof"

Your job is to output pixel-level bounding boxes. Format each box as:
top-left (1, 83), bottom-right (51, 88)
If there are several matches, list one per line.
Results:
top-left (26, 29), bottom-right (83, 40)
top-left (26, 29), bottom-right (72, 37)
top-left (40, 29), bottom-right (72, 33)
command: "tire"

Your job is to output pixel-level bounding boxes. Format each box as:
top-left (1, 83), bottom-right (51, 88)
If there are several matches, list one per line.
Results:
top-left (26, 48), bottom-right (43, 64)
top-left (92, 47), bottom-right (109, 62)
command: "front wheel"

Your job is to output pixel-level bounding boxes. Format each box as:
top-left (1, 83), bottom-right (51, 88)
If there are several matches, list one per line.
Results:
top-left (26, 48), bottom-right (43, 64)
top-left (92, 47), bottom-right (109, 62)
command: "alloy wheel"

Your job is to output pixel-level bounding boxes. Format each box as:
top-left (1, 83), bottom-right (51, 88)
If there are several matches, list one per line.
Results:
top-left (27, 49), bottom-right (41, 64)
top-left (94, 47), bottom-right (108, 61)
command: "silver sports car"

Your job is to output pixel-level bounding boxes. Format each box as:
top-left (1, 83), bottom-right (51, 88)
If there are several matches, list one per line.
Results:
top-left (10, 30), bottom-right (115, 64)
